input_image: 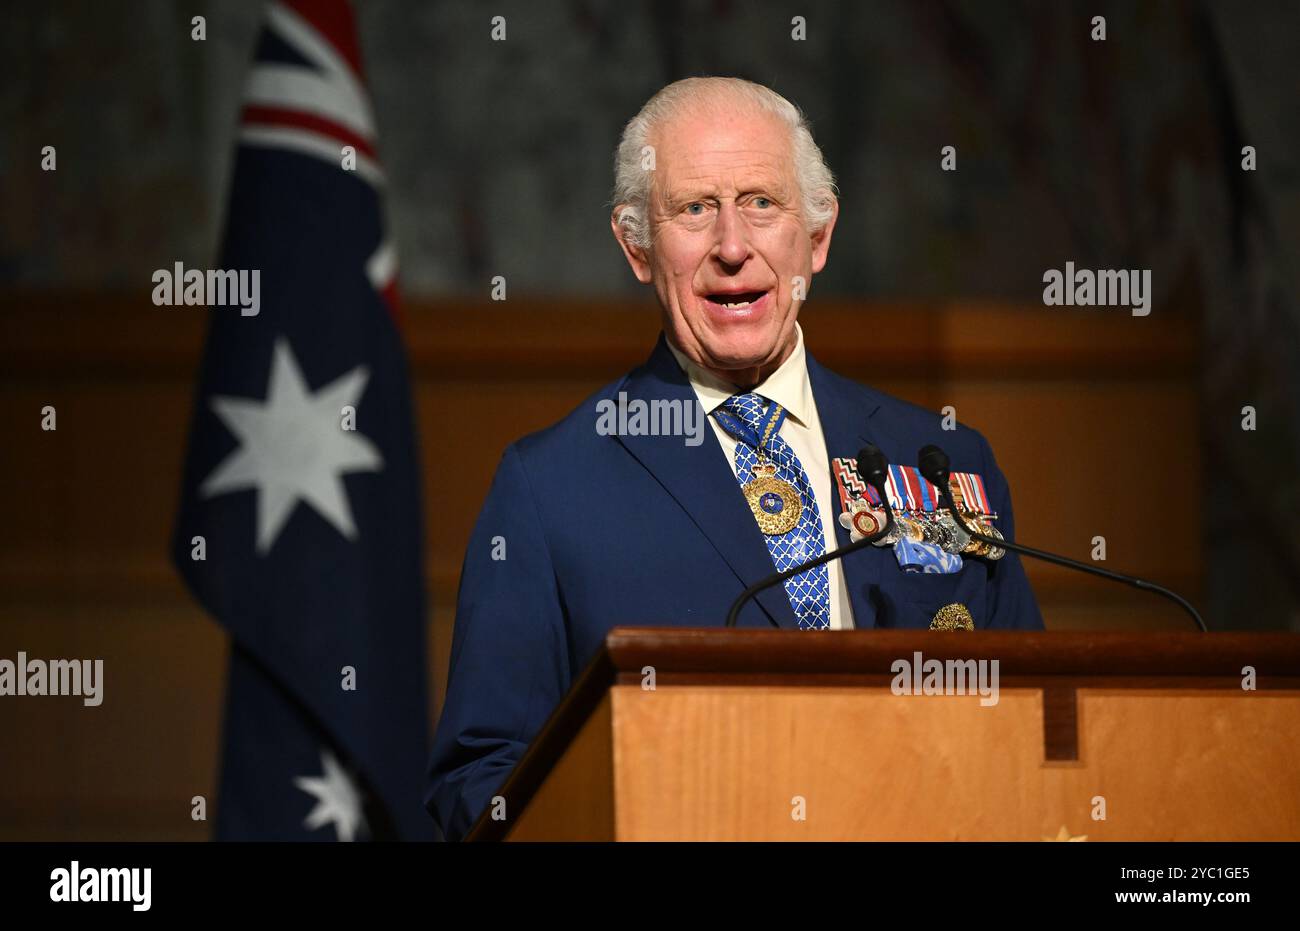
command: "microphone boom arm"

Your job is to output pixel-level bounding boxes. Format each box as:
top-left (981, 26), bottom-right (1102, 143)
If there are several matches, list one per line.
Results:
top-left (935, 484), bottom-right (1208, 632)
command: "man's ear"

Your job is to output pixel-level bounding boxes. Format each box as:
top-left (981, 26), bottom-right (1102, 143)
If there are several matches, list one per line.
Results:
top-left (611, 210), bottom-right (653, 284)
top-left (809, 197), bottom-right (839, 275)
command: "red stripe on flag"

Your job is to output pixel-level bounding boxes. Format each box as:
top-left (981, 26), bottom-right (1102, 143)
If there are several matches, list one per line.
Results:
top-left (282, 0), bottom-right (366, 80)
top-left (380, 279), bottom-right (402, 325)
top-left (240, 105), bottom-right (378, 160)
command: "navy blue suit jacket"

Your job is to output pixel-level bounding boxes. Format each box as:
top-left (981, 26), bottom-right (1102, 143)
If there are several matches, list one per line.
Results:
top-left (425, 334), bottom-right (1043, 840)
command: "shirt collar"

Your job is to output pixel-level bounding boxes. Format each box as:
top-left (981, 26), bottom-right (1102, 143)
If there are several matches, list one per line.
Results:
top-left (665, 323), bottom-right (815, 427)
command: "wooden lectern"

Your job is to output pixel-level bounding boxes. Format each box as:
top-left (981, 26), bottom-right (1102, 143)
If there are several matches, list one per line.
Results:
top-left (465, 629), bottom-right (1300, 841)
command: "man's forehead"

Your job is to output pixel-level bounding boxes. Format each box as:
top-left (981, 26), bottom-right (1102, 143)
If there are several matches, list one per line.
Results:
top-left (653, 108), bottom-right (796, 198)
top-left (658, 168), bottom-right (793, 207)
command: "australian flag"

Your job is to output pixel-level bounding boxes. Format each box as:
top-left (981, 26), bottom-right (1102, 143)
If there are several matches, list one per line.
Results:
top-left (172, 0), bottom-right (434, 841)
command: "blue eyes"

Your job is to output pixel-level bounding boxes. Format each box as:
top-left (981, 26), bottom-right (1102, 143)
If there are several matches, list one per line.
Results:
top-left (684, 197), bottom-right (772, 215)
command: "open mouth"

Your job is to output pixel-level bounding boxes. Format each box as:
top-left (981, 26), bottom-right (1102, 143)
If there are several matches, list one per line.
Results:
top-left (703, 289), bottom-right (770, 311)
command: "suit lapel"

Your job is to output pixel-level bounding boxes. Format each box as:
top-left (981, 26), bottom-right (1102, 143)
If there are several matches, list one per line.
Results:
top-left (614, 336), bottom-right (800, 629)
top-left (806, 351), bottom-right (901, 630)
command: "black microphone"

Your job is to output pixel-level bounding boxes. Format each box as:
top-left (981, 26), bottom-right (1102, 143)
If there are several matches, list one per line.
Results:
top-left (916, 444), bottom-right (1208, 632)
top-left (725, 444), bottom-right (897, 628)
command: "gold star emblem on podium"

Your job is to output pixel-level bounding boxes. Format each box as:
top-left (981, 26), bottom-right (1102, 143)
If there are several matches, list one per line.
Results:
top-left (1042, 825), bottom-right (1088, 841)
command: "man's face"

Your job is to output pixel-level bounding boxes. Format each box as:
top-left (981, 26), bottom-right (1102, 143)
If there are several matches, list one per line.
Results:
top-left (613, 102), bottom-right (836, 384)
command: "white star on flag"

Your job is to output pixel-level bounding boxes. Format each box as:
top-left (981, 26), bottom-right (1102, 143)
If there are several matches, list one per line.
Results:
top-left (294, 747), bottom-right (369, 842)
top-left (200, 337), bottom-right (383, 554)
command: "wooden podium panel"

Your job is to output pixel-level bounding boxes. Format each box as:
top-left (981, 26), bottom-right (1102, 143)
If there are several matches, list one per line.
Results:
top-left (474, 630), bottom-right (1300, 842)
top-left (610, 686), bottom-right (1298, 840)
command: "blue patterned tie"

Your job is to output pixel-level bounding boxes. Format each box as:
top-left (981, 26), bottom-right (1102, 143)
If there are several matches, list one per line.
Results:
top-left (715, 393), bottom-right (831, 629)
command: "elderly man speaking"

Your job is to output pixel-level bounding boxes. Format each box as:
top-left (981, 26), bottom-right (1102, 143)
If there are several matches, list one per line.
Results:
top-left (425, 77), bottom-right (1043, 840)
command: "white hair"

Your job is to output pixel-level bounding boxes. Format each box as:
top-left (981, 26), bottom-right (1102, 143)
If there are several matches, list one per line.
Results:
top-left (611, 77), bottom-right (838, 251)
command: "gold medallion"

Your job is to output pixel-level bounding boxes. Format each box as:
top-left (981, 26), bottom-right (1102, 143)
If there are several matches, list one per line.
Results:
top-left (976, 522), bottom-right (1006, 561)
top-left (742, 462), bottom-right (801, 535)
top-left (930, 602), bottom-right (975, 631)
top-left (896, 514), bottom-right (925, 543)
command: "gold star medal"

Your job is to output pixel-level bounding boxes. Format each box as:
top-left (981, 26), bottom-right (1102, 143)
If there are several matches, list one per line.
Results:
top-left (743, 461), bottom-right (801, 535)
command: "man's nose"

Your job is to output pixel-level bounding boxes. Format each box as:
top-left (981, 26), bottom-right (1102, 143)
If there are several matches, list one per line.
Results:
top-left (712, 202), bottom-right (751, 266)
